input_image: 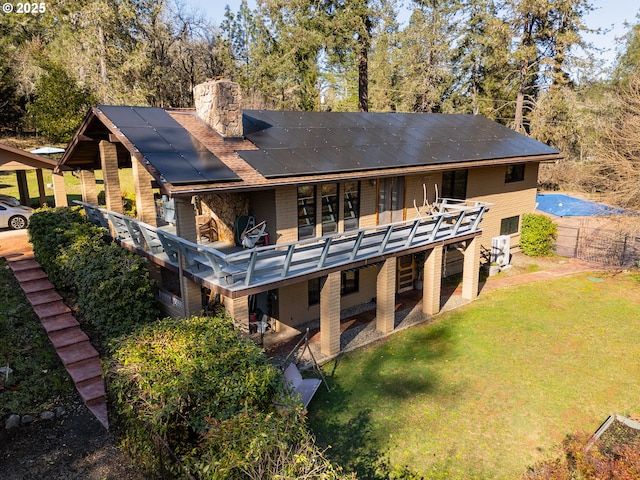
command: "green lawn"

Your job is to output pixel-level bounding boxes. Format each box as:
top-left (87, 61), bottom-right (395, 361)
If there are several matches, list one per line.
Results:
top-left (308, 272), bottom-right (640, 479)
top-left (0, 168), bottom-right (136, 208)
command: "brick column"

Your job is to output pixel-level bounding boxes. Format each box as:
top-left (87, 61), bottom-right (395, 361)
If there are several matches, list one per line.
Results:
top-left (99, 140), bottom-right (123, 213)
top-left (461, 237), bottom-right (480, 301)
top-left (175, 198), bottom-right (201, 316)
top-left (376, 257), bottom-right (396, 334)
top-left (131, 156), bottom-right (157, 226)
top-left (320, 272), bottom-right (341, 356)
top-left (224, 296), bottom-right (249, 332)
top-left (422, 245), bottom-right (443, 316)
top-left (79, 170), bottom-right (99, 205)
top-left (52, 172), bottom-right (68, 207)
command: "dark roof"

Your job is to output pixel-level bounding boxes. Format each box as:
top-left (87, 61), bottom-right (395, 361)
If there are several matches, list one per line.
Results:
top-left (97, 106), bottom-right (240, 184)
top-left (59, 105), bottom-right (562, 195)
top-left (239, 110), bottom-right (559, 178)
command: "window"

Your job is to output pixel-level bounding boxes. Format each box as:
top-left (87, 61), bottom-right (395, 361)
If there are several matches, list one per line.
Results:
top-left (378, 177), bottom-right (405, 224)
top-left (505, 164), bottom-right (525, 183)
top-left (441, 170), bottom-right (468, 199)
top-left (500, 216), bottom-right (520, 235)
top-left (322, 183), bottom-right (338, 235)
top-left (341, 270), bottom-right (359, 296)
top-left (298, 185), bottom-right (316, 240)
top-left (343, 181), bottom-right (360, 231)
top-left (308, 278), bottom-right (320, 306)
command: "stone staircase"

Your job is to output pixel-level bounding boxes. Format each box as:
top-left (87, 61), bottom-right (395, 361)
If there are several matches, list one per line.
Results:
top-left (6, 252), bottom-right (109, 429)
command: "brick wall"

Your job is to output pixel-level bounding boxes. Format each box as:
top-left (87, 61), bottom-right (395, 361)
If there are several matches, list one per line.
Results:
top-left (275, 186), bottom-right (298, 244)
top-left (466, 163), bottom-right (539, 250)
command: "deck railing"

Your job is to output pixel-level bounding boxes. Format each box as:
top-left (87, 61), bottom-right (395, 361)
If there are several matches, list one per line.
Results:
top-left (75, 198), bottom-right (490, 293)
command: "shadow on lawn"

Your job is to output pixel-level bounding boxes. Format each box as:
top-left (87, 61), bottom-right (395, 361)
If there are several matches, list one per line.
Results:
top-left (310, 324), bottom-right (457, 478)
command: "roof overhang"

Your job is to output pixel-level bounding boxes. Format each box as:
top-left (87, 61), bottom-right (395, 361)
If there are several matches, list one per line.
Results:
top-left (0, 143), bottom-right (66, 172)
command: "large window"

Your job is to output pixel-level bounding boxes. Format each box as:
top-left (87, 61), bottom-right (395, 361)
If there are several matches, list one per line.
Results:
top-left (505, 164), bottom-right (525, 183)
top-left (298, 185), bottom-right (316, 240)
top-left (441, 170), bottom-right (468, 199)
top-left (308, 270), bottom-right (360, 305)
top-left (341, 270), bottom-right (359, 296)
top-left (308, 278), bottom-right (320, 306)
top-left (322, 183), bottom-right (339, 235)
top-left (343, 181), bottom-right (360, 231)
top-left (500, 215), bottom-right (520, 235)
top-left (378, 177), bottom-right (405, 224)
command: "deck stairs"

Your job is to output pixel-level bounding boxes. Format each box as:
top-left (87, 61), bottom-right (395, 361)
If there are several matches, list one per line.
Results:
top-left (6, 251), bottom-right (108, 429)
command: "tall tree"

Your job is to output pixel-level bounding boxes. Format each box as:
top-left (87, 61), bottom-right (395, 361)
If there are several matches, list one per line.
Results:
top-left (613, 16), bottom-right (640, 86)
top-left (451, 0), bottom-right (513, 119)
top-left (396, 0), bottom-right (459, 113)
top-left (26, 60), bottom-right (96, 142)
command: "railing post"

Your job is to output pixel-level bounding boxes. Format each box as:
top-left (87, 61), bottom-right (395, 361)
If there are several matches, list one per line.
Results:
top-left (404, 218), bottom-right (421, 248)
top-left (318, 237), bottom-right (333, 268)
top-left (470, 206), bottom-right (486, 231)
top-left (378, 225), bottom-right (394, 254)
top-left (244, 251), bottom-right (258, 286)
top-left (281, 245), bottom-right (295, 277)
top-left (350, 231), bottom-right (365, 261)
top-left (451, 210), bottom-right (467, 235)
top-left (428, 215), bottom-right (446, 241)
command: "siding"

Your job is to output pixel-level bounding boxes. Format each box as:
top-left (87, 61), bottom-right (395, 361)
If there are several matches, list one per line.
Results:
top-left (466, 163), bottom-right (539, 249)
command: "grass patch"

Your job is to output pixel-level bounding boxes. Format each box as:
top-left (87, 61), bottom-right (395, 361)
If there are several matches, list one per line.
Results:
top-left (0, 259), bottom-right (73, 418)
top-left (308, 272), bottom-right (640, 479)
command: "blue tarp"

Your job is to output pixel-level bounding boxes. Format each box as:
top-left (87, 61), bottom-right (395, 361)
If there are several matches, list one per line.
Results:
top-left (536, 194), bottom-right (625, 217)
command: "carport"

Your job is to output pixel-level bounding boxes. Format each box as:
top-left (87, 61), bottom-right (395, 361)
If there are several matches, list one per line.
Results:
top-left (0, 143), bottom-right (68, 207)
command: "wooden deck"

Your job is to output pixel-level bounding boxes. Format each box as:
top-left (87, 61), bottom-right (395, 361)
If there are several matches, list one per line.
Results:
top-left (76, 199), bottom-right (490, 296)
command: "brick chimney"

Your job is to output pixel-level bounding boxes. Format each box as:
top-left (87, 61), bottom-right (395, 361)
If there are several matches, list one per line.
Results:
top-left (193, 79), bottom-right (243, 138)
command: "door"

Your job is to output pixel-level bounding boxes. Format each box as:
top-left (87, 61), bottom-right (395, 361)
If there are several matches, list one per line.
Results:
top-left (378, 177), bottom-right (405, 225)
top-left (397, 254), bottom-right (415, 293)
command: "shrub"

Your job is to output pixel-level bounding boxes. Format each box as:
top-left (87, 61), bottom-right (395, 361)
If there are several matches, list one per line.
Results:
top-left (27, 206), bottom-right (87, 286)
top-left (109, 314), bottom-right (349, 479)
top-left (520, 213), bottom-right (558, 257)
top-left (28, 207), bottom-right (158, 345)
top-left (73, 243), bottom-right (158, 343)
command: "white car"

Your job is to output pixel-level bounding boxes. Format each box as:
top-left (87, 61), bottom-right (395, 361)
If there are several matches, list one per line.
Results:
top-left (0, 197), bottom-right (33, 229)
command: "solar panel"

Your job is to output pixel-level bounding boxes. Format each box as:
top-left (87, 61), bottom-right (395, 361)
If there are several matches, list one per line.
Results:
top-left (98, 106), bottom-right (240, 184)
top-left (240, 110), bottom-right (560, 179)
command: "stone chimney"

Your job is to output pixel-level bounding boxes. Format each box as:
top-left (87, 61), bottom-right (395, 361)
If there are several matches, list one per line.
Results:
top-left (193, 79), bottom-right (243, 138)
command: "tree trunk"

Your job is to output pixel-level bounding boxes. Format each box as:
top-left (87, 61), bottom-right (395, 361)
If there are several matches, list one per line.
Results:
top-left (358, 37), bottom-right (369, 112)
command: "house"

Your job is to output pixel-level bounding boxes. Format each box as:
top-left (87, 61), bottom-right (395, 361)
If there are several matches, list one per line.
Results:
top-left (56, 79), bottom-right (561, 357)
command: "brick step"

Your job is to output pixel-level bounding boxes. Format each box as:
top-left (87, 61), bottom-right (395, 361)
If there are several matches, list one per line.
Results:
top-left (13, 268), bottom-right (48, 282)
top-left (47, 327), bottom-right (90, 349)
top-left (76, 377), bottom-right (106, 404)
top-left (26, 289), bottom-right (63, 306)
top-left (33, 301), bottom-right (71, 319)
top-left (20, 278), bottom-right (56, 294)
top-left (66, 358), bottom-right (104, 384)
top-left (87, 402), bottom-right (109, 429)
top-left (40, 313), bottom-right (80, 333)
top-left (7, 258), bottom-right (40, 271)
top-left (57, 341), bottom-right (99, 366)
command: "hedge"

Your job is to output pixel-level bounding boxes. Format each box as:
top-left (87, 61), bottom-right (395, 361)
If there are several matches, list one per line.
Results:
top-left (27, 207), bottom-right (159, 344)
top-left (520, 213), bottom-right (558, 257)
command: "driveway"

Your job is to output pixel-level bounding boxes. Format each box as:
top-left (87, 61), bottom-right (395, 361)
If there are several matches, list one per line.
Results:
top-left (0, 228), bottom-right (31, 259)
